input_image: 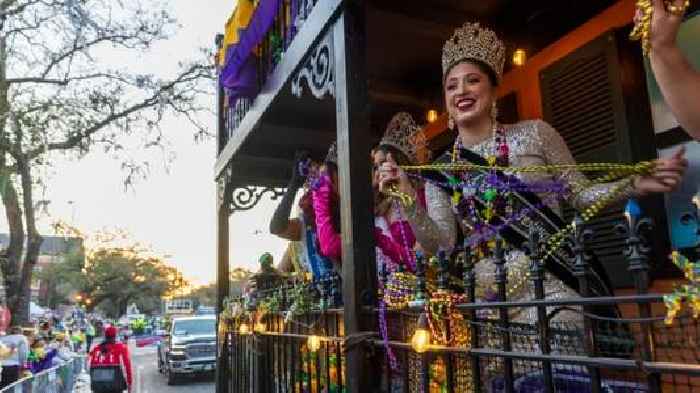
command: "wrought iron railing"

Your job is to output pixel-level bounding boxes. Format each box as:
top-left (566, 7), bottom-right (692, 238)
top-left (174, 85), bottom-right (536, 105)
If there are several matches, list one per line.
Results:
top-left (0, 355), bottom-right (87, 393)
top-left (219, 0), bottom-right (320, 151)
top-left (222, 211), bottom-right (700, 393)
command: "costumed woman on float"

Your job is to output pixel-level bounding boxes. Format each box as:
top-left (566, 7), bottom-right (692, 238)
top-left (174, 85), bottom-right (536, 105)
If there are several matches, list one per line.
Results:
top-left (312, 113), bottom-right (426, 276)
top-left (269, 144), bottom-right (339, 279)
top-left (378, 21), bottom-right (687, 324)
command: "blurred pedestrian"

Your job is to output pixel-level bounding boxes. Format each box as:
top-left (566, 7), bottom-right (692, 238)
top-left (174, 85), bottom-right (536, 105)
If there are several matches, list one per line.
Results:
top-left (88, 325), bottom-right (132, 393)
top-left (0, 326), bottom-right (28, 388)
top-left (86, 322), bottom-right (96, 352)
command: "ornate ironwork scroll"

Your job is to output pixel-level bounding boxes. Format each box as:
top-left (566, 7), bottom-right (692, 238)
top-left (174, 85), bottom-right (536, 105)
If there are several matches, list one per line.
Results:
top-left (229, 187), bottom-right (286, 212)
top-left (291, 30), bottom-right (334, 100)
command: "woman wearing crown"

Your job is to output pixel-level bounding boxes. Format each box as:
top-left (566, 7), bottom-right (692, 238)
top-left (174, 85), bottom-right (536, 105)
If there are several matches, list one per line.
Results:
top-left (312, 113), bottom-right (425, 276)
top-left (378, 22), bottom-right (687, 323)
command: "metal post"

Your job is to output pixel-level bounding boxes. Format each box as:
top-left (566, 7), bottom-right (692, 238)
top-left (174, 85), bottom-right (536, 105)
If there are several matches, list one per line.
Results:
top-left (571, 215), bottom-right (601, 393)
top-left (494, 236), bottom-right (514, 393)
top-left (462, 242), bottom-right (481, 392)
top-left (619, 200), bottom-right (661, 392)
top-left (215, 33), bottom-right (232, 393)
top-left (528, 227), bottom-right (553, 393)
top-left (333, 2), bottom-right (376, 393)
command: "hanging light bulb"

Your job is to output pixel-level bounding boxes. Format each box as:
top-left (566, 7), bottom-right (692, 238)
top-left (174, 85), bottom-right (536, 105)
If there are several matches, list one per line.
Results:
top-left (254, 320), bottom-right (266, 333)
top-left (426, 109), bottom-right (439, 123)
top-left (411, 313), bottom-right (431, 353)
top-left (512, 48), bottom-right (527, 67)
top-left (239, 322), bottom-right (250, 335)
top-left (307, 335), bottom-right (322, 352)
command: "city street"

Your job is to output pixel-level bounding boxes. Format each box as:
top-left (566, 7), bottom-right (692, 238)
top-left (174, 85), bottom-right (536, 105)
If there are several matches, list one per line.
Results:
top-left (131, 343), bottom-right (214, 393)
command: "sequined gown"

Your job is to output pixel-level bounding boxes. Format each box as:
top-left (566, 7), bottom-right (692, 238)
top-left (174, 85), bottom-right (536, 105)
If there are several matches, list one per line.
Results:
top-left (404, 119), bottom-right (634, 323)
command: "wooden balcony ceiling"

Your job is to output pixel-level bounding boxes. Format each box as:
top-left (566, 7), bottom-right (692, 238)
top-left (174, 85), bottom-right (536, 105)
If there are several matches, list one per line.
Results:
top-left (225, 0), bottom-right (616, 187)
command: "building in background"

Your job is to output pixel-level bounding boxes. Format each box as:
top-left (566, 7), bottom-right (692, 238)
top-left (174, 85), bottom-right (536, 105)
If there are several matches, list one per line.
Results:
top-left (0, 234), bottom-right (84, 305)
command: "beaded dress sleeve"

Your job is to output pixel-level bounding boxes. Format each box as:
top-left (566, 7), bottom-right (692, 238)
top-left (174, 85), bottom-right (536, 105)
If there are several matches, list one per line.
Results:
top-left (404, 181), bottom-right (457, 255)
top-left (311, 174), bottom-right (342, 262)
top-left (534, 120), bottom-right (635, 211)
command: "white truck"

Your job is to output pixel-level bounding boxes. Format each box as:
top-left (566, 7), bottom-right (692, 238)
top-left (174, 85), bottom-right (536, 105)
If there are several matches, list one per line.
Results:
top-left (157, 315), bottom-right (216, 385)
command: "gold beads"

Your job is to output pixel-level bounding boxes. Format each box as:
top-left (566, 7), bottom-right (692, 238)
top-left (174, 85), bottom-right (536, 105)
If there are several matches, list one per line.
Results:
top-left (631, 0), bottom-right (691, 56)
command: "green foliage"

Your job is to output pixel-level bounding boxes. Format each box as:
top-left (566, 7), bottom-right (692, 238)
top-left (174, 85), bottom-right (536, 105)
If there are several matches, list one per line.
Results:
top-left (82, 247), bottom-right (183, 318)
top-left (35, 245), bottom-right (86, 308)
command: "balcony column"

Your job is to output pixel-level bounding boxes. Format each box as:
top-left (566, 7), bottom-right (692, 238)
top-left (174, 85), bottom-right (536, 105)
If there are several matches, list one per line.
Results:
top-left (333, 1), bottom-right (376, 393)
top-left (215, 32), bottom-right (232, 393)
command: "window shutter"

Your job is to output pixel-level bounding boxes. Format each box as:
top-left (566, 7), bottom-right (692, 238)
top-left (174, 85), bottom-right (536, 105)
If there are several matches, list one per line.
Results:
top-left (540, 30), bottom-right (665, 288)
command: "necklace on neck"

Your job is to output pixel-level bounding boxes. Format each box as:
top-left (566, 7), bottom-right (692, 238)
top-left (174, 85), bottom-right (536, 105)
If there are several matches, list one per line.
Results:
top-left (449, 120), bottom-right (512, 259)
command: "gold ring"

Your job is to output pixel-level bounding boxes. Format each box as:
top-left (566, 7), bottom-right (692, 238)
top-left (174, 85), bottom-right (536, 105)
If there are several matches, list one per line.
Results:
top-left (666, 0), bottom-right (690, 16)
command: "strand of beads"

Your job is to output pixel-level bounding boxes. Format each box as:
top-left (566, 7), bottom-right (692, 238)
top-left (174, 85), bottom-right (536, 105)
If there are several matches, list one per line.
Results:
top-left (542, 178), bottom-right (634, 261)
top-left (664, 251), bottom-right (700, 325)
top-left (401, 161), bottom-right (654, 177)
top-left (630, 0), bottom-right (691, 56)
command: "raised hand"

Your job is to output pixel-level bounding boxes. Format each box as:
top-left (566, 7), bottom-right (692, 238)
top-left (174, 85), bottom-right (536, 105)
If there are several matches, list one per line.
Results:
top-left (649, 0), bottom-right (688, 51)
top-left (633, 146), bottom-right (688, 195)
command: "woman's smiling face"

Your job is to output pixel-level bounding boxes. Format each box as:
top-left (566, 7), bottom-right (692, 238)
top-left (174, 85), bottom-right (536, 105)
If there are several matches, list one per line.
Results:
top-left (444, 61), bottom-right (496, 128)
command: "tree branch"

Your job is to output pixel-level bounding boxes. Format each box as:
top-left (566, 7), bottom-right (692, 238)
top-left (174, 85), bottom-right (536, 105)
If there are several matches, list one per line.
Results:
top-left (25, 63), bottom-right (213, 160)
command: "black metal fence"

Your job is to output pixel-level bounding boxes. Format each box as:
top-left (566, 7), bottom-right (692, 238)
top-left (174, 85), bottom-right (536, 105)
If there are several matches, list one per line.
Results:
top-left (223, 211), bottom-right (700, 393)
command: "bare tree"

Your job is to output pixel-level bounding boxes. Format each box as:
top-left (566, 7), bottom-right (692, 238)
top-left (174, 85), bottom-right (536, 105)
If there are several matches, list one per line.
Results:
top-left (0, 0), bottom-right (213, 324)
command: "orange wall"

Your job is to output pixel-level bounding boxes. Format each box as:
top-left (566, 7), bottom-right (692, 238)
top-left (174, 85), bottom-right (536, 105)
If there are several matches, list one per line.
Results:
top-left (498, 0), bottom-right (636, 120)
top-left (422, 0), bottom-right (637, 141)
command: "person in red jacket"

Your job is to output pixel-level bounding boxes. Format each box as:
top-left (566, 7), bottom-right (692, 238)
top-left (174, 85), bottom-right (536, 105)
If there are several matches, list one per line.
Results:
top-left (88, 325), bottom-right (132, 393)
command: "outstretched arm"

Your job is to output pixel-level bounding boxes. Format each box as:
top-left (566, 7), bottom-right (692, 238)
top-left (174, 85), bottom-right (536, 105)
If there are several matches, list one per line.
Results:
top-left (536, 120), bottom-right (686, 211)
top-left (269, 151), bottom-right (309, 240)
top-left (648, 0), bottom-right (700, 138)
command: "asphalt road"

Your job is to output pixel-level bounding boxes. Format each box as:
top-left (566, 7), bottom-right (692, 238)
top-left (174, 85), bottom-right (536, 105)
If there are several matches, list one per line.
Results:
top-left (131, 343), bottom-right (214, 393)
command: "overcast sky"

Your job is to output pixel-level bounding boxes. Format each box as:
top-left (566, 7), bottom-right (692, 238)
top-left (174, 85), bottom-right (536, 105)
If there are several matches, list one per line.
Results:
top-left (0, 1), bottom-right (287, 285)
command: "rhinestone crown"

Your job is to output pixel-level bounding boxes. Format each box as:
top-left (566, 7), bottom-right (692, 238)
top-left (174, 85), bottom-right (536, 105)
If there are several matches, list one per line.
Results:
top-left (442, 22), bottom-right (506, 81)
top-left (379, 112), bottom-right (424, 164)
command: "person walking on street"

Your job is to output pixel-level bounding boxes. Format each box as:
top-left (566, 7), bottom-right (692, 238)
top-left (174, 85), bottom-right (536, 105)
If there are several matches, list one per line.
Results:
top-left (88, 325), bottom-right (132, 393)
top-left (0, 326), bottom-right (29, 389)
top-left (86, 322), bottom-right (96, 352)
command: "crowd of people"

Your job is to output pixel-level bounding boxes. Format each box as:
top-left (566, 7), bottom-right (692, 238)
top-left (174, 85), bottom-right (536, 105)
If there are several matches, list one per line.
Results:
top-left (0, 323), bottom-right (86, 389)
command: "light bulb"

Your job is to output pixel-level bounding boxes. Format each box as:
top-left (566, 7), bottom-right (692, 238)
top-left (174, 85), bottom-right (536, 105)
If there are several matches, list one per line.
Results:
top-left (512, 48), bottom-right (527, 66)
top-left (411, 313), bottom-right (431, 353)
top-left (426, 109), bottom-right (439, 123)
top-left (254, 321), bottom-right (266, 333)
top-left (307, 335), bottom-right (322, 352)
top-left (239, 323), bottom-right (250, 335)
top-left (411, 328), bottom-right (430, 353)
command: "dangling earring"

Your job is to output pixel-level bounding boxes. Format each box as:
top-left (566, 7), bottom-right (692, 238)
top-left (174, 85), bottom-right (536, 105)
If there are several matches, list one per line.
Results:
top-left (448, 116), bottom-right (455, 130)
top-left (491, 102), bottom-right (499, 123)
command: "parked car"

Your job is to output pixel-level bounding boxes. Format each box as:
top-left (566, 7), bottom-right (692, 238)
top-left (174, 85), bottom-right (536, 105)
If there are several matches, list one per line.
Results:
top-left (157, 316), bottom-right (216, 385)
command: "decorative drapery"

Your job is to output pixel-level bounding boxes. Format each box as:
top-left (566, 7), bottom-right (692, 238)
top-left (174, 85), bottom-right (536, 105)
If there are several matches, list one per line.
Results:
top-left (219, 0), bottom-right (282, 106)
top-left (217, 1), bottom-right (255, 66)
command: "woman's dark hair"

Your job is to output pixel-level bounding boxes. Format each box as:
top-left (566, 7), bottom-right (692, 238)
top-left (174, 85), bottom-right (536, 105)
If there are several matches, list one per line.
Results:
top-left (444, 58), bottom-right (498, 87)
top-left (324, 162), bottom-right (341, 233)
top-left (376, 145), bottom-right (411, 167)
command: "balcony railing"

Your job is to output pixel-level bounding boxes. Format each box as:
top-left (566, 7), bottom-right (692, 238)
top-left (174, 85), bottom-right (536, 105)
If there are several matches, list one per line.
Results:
top-left (219, 0), bottom-right (320, 153)
top-left (220, 211), bottom-right (700, 393)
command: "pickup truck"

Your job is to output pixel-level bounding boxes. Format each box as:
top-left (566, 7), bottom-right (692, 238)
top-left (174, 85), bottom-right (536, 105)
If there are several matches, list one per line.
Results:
top-left (157, 315), bottom-right (216, 385)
